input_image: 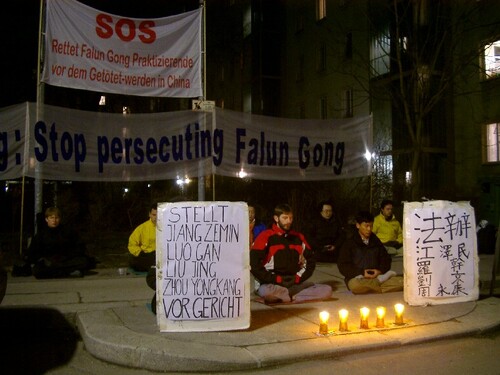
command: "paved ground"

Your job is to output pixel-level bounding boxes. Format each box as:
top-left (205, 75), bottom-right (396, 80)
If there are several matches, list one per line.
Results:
top-left (1, 255), bottom-right (499, 373)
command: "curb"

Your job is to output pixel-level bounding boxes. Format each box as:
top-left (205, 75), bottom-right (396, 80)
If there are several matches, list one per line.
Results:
top-left (77, 297), bottom-right (500, 372)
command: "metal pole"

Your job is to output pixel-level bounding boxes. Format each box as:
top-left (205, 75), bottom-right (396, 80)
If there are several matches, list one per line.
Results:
top-left (34, 0), bottom-right (46, 234)
top-left (489, 221), bottom-right (500, 296)
top-left (19, 176), bottom-right (26, 255)
top-left (197, 0), bottom-right (207, 202)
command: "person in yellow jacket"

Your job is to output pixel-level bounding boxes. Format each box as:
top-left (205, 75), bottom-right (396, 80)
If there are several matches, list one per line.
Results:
top-left (128, 204), bottom-right (157, 272)
top-left (373, 199), bottom-right (404, 257)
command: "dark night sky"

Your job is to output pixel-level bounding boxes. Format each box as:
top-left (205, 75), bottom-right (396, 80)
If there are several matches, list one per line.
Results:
top-left (1, 0), bottom-right (200, 108)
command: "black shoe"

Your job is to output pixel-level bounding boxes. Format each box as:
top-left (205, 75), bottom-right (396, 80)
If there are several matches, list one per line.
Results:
top-left (151, 294), bottom-right (156, 315)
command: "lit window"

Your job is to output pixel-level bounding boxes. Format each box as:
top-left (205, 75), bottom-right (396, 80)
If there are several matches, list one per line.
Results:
top-left (370, 29), bottom-right (390, 76)
top-left (243, 91), bottom-right (252, 113)
top-left (484, 40), bottom-right (500, 79)
top-left (484, 123), bottom-right (500, 163)
top-left (243, 6), bottom-right (251, 37)
top-left (316, 0), bottom-right (326, 21)
top-left (400, 36), bottom-right (408, 51)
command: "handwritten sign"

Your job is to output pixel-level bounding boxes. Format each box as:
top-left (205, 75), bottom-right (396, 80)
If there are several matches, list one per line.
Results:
top-left (156, 201), bottom-right (250, 332)
top-left (403, 201), bottom-right (479, 306)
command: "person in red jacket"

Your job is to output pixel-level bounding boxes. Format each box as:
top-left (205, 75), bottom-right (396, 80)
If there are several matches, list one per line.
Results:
top-left (250, 203), bottom-right (332, 304)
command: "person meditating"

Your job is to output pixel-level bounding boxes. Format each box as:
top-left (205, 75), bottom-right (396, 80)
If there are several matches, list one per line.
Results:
top-left (128, 204), bottom-right (157, 273)
top-left (250, 203), bottom-right (332, 304)
top-left (338, 210), bottom-right (403, 294)
top-left (25, 207), bottom-right (95, 279)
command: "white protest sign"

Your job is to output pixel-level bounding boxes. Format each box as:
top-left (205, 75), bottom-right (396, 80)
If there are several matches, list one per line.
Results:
top-left (156, 201), bottom-right (250, 331)
top-left (403, 200), bottom-right (479, 306)
top-left (42, 0), bottom-right (202, 98)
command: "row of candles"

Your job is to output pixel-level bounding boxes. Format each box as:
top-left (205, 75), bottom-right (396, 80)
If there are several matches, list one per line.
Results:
top-left (318, 303), bottom-right (405, 334)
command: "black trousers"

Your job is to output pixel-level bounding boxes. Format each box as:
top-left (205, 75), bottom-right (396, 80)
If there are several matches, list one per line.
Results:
top-left (32, 256), bottom-right (90, 279)
top-left (129, 251), bottom-right (155, 272)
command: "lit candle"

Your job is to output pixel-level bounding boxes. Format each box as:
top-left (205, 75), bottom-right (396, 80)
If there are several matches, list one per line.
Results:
top-left (376, 306), bottom-right (386, 328)
top-left (338, 309), bottom-right (349, 331)
top-left (359, 307), bottom-right (370, 329)
top-left (394, 303), bottom-right (405, 325)
top-left (319, 311), bottom-right (330, 335)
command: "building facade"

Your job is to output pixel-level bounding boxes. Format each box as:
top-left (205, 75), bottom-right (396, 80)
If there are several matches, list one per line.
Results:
top-left (206, 0), bottom-right (500, 223)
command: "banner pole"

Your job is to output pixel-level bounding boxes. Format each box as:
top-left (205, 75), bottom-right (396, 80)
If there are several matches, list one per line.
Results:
top-left (33, 0), bottom-right (46, 235)
top-left (19, 176), bottom-right (26, 255)
top-left (197, 0), bottom-right (207, 201)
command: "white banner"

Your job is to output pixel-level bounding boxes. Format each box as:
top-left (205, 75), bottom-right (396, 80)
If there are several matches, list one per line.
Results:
top-left (0, 102), bottom-right (372, 182)
top-left (156, 201), bottom-right (250, 331)
top-left (403, 200), bottom-right (479, 306)
top-left (42, 0), bottom-right (202, 98)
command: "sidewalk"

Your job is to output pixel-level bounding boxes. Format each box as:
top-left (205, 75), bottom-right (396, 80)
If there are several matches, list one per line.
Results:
top-left (2, 256), bottom-right (499, 373)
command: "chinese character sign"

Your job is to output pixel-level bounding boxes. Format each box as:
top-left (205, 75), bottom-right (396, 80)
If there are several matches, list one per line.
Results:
top-left (403, 201), bottom-right (479, 306)
top-left (156, 201), bottom-right (250, 332)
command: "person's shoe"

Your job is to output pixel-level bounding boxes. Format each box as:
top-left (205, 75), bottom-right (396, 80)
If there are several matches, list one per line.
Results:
top-left (69, 270), bottom-right (83, 278)
top-left (394, 248), bottom-right (404, 257)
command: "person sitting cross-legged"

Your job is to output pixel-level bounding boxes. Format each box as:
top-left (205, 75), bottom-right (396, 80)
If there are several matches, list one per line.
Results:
top-left (306, 199), bottom-right (345, 263)
top-left (338, 210), bottom-right (403, 294)
top-left (373, 199), bottom-right (404, 257)
top-left (128, 204), bottom-right (157, 273)
top-left (25, 207), bottom-right (95, 279)
top-left (250, 203), bottom-right (332, 304)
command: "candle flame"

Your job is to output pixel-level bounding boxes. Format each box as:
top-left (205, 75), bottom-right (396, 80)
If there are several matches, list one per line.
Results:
top-left (339, 309), bottom-right (348, 322)
top-left (319, 311), bottom-right (329, 324)
top-left (376, 306), bottom-right (386, 319)
top-left (360, 307), bottom-right (370, 320)
top-left (394, 303), bottom-right (404, 315)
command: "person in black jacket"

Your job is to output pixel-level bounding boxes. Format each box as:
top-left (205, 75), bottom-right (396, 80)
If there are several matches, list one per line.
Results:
top-left (307, 200), bottom-right (345, 262)
top-left (25, 207), bottom-right (95, 279)
top-left (250, 203), bottom-right (332, 304)
top-left (337, 211), bottom-right (403, 294)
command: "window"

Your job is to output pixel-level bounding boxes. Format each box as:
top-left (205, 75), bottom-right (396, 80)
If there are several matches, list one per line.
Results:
top-left (298, 103), bottom-right (305, 119)
top-left (296, 12), bottom-right (304, 33)
top-left (370, 29), bottom-right (390, 76)
top-left (243, 91), bottom-right (252, 113)
top-left (296, 54), bottom-right (304, 82)
top-left (318, 44), bottom-right (327, 72)
top-left (484, 123), bottom-right (500, 163)
top-left (243, 6), bottom-right (252, 37)
top-left (342, 89), bottom-right (353, 118)
top-left (345, 32), bottom-right (353, 60)
top-left (484, 40), bottom-right (500, 79)
top-left (316, 0), bottom-right (326, 21)
top-left (320, 96), bottom-right (328, 119)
